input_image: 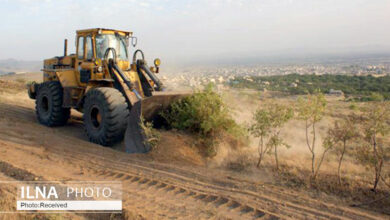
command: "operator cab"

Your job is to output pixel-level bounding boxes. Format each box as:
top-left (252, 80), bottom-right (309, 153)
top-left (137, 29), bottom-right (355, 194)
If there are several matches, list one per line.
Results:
top-left (75, 28), bottom-right (134, 84)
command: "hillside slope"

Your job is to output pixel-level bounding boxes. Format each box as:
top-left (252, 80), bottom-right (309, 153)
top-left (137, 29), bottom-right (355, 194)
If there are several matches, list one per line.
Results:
top-left (0, 78), bottom-right (386, 219)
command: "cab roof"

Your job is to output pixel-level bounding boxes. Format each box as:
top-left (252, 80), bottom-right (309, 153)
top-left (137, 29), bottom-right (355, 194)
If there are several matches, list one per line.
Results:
top-left (76, 28), bottom-right (132, 36)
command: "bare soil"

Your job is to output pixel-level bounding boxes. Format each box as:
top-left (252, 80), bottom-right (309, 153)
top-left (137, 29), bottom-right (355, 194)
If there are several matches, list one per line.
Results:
top-left (0, 77), bottom-right (387, 219)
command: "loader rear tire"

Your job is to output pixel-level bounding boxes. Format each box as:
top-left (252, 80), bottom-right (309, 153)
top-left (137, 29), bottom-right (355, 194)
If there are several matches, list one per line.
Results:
top-left (83, 87), bottom-right (129, 146)
top-left (36, 81), bottom-right (70, 126)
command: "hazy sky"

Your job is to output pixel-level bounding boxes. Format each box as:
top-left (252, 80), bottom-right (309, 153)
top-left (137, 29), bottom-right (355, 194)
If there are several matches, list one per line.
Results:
top-left (0, 0), bottom-right (389, 65)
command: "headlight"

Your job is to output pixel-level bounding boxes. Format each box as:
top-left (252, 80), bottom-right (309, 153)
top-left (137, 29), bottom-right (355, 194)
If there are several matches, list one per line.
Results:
top-left (154, 58), bottom-right (161, 67)
top-left (97, 66), bottom-right (103, 72)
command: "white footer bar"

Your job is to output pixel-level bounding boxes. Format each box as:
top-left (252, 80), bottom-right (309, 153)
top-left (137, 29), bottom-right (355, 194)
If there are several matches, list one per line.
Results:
top-left (17, 200), bottom-right (122, 210)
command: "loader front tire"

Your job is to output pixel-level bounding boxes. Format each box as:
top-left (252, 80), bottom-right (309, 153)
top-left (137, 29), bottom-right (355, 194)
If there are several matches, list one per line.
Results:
top-left (83, 88), bottom-right (129, 146)
top-left (36, 81), bottom-right (70, 126)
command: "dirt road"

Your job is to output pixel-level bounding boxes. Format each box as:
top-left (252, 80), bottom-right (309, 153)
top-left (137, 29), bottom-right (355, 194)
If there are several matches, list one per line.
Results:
top-left (0, 87), bottom-right (386, 219)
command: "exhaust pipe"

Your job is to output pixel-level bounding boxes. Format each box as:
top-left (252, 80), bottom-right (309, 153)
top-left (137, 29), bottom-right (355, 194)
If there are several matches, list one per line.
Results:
top-left (64, 39), bottom-right (68, 56)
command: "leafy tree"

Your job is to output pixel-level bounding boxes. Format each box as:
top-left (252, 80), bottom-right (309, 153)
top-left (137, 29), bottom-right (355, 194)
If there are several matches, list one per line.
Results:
top-left (250, 107), bottom-right (272, 168)
top-left (327, 114), bottom-right (360, 185)
top-left (250, 103), bottom-right (293, 170)
top-left (296, 92), bottom-right (327, 180)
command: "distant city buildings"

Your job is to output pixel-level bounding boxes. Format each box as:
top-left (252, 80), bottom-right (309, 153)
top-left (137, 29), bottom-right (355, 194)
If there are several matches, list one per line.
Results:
top-left (160, 63), bottom-right (390, 90)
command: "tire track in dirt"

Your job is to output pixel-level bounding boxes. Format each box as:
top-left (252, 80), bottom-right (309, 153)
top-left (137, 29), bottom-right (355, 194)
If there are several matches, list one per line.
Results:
top-left (91, 169), bottom-right (276, 219)
top-left (71, 154), bottom-right (371, 220)
top-left (0, 140), bottom-right (278, 219)
top-left (0, 101), bottom-right (385, 219)
top-left (60, 152), bottom-right (328, 219)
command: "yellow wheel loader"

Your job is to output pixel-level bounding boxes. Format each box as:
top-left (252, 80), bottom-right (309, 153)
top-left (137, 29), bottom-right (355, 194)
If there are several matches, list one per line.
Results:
top-left (27, 28), bottom-right (186, 153)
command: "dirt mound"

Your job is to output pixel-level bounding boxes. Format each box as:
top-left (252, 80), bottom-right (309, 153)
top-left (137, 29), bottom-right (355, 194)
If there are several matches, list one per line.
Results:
top-left (149, 131), bottom-right (206, 166)
top-left (147, 130), bottom-right (248, 168)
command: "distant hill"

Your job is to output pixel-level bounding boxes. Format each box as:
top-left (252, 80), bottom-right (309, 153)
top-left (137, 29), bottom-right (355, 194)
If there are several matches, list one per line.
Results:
top-left (0, 59), bottom-right (41, 75)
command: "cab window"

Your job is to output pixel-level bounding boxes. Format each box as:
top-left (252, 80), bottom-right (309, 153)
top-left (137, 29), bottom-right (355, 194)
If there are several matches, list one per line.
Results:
top-left (77, 37), bottom-right (84, 59)
top-left (86, 36), bottom-right (93, 60)
top-left (96, 34), bottom-right (128, 60)
top-left (119, 39), bottom-right (127, 60)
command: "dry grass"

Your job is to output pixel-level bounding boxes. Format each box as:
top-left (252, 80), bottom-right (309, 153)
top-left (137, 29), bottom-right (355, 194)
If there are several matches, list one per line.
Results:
top-left (0, 79), bottom-right (26, 92)
top-left (0, 72), bottom-right (41, 82)
top-left (225, 152), bottom-right (390, 214)
top-left (222, 88), bottom-right (390, 215)
top-left (226, 152), bottom-right (252, 172)
top-left (275, 161), bottom-right (390, 215)
top-left (0, 80), bottom-right (32, 108)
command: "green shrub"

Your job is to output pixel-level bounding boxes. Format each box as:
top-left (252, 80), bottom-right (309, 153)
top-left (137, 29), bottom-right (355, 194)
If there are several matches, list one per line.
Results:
top-left (349, 103), bottom-right (358, 110)
top-left (140, 117), bottom-right (160, 150)
top-left (161, 84), bottom-right (245, 156)
top-left (369, 92), bottom-right (384, 102)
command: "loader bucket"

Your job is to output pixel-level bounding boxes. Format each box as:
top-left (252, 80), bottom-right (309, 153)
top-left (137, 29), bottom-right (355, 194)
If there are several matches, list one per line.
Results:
top-left (124, 91), bottom-right (191, 153)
